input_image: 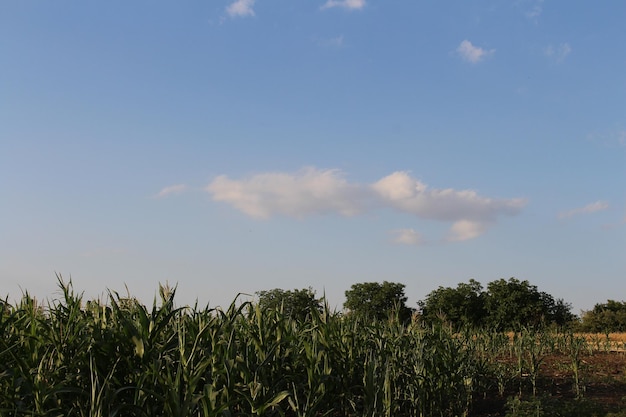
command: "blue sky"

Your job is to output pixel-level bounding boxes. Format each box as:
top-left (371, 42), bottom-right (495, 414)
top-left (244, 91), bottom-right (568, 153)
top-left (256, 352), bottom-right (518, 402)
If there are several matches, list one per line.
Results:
top-left (1, 0), bottom-right (624, 314)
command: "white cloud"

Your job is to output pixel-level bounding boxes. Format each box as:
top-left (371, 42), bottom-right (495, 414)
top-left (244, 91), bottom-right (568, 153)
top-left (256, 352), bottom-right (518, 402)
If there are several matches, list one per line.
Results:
top-left (544, 43), bottom-right (571, 62)
top-left (321, 0), bottom-right (365, 11)
top-left (448, 220), bottom-right (487, 242)
top-left (456, 40), bottom-right (495, 64)
top-left (206, 167), bottom-right (364, 219)
top-left (558, 201), bottom-right (610, 219)
top-left (391, 229), bottom-right (423, 246)
top-left (206, 168), bottom-right (526, 242)
top-left (371, 172), bottom-right (525, 223)
top-left (155, 184), bottom-right (188, 198)
top-left (372, 171), bottom-right (525, 241)
top-left (226, 0), bottom-right (256, 18)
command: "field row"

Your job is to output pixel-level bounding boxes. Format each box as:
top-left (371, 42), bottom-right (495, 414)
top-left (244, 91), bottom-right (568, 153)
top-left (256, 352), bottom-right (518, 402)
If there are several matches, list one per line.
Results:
top-left (2, 282), bottom-right (625, 416)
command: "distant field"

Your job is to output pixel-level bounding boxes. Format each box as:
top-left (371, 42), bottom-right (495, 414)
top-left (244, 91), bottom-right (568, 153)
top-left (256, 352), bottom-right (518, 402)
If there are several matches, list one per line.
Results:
top-left (502, 332), bottom-right (626, 352)
top-left (582, 332), bottom-right (626, 351)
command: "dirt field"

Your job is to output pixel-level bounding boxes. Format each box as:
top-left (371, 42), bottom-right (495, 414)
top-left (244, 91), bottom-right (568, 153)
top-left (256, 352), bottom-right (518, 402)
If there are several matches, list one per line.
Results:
top-left (472, 335), bottom-right (626, 416)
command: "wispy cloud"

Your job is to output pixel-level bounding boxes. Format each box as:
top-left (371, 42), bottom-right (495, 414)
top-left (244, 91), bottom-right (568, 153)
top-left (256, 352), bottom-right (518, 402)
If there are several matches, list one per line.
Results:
top-left (226, 0), bottom-right (256, 18)
top-left (558, 201), bottom-right (609, 219)
top-left (206, 168), bottom-right (364, 219)
top-left (524, 0), bottom-right (544, 21)
top-left (321, 0), bottom-right (366, 11)
top-left (372, 171), bottom-right (525, 241)
top-left (448, 220), bottom-right (487, 242)
top-left (587, 128), bottom-right (626, 148)
top-left (155, 184), bottom-right (189, 198)
top-left (206, 168), bottom-right (526, 243)
top-left (544, 43), bottom-right (571, 62)
top-left (315, 35), bottom-right (345, 48)
top-left (371, 172), bottom-right (525, 223)
top-left (391, 229), bottom-right (423, 246)
top-left (457, 40), bottom-right (495, 64)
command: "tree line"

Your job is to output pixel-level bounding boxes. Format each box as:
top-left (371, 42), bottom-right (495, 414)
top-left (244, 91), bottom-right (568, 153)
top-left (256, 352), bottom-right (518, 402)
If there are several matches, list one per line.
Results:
top-left (256, 278), bottom-right (626, 333)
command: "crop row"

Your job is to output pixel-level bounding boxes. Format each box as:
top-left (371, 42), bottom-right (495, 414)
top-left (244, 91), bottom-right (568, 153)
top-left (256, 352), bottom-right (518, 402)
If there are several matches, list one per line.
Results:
top-left (1, 279), bottom-right (621, 416)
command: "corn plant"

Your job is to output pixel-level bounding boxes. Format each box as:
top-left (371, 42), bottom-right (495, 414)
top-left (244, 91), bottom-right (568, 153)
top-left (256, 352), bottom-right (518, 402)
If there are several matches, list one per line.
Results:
top-left (561, 332), bottom-right (587, 398)
top-left (8, 278), bottom-right (602, 417)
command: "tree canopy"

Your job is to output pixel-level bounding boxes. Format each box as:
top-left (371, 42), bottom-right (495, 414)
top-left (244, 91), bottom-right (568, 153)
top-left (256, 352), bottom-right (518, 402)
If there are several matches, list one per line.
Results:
top-left (344, 281), bottom-right (414, 322)
top-left (579, 300), bottom-right (626, 334)
top-left (484, 278), bottom-right (574, 330)
top-left (418, 279), bottom-right (485, 328)
top-left (257, 277), bottom-right (577, 330)
top-left (255, 287), bottom-right (322, 321)
top-left (419, 278), bottom-right (575, 330)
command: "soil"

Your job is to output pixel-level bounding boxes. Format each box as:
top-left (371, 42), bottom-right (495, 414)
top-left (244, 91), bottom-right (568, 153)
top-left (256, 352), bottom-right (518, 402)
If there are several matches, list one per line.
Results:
top-left (471, 351), bottom-right (626, 416)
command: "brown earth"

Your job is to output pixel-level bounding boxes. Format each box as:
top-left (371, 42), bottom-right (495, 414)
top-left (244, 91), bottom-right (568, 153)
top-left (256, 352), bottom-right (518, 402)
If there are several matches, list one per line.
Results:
top-left (471, 351), bottom-right (626, 416)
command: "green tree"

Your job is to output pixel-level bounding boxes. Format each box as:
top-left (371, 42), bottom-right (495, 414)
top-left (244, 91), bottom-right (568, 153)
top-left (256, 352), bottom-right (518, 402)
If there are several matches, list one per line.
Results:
top-left (484, 278), bottom-right (574, 330)
top-left (256, 287), bottom-right (322, 321)
top-left (579, 300), bottom-right (626, 334)
top-left (418, 279), bottom-right (486, 328)
top-left (343, 281), bottom-right (414, 322)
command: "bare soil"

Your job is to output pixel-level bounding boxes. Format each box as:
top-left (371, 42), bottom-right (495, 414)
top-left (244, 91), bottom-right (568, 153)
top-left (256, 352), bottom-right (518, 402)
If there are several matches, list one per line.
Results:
top-left (471, 351), bottom-right (626, 416)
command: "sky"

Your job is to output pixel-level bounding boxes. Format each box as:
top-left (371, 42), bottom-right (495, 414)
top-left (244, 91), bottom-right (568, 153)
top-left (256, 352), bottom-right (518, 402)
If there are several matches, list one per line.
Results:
top-left (1, 0), bottom-right (625, 315)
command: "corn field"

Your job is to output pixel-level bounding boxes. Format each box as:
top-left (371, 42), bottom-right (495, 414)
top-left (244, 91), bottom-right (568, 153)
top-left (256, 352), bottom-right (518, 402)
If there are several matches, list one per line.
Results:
top-left (1, 279), bottom-right (623, 417)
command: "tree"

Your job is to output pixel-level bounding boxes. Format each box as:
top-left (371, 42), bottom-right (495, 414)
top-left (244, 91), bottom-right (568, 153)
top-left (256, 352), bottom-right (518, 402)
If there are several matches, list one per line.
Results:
top-left (579, 300), bottom-right (626, 334)
top-left (419, 279), bottom-right (486, 328)
top-left (256, 287), bottom-right (322, 321)
top-left (484, 278), bottom-right (574, 330)
top-left (343, 281), bottom-right (414, 322)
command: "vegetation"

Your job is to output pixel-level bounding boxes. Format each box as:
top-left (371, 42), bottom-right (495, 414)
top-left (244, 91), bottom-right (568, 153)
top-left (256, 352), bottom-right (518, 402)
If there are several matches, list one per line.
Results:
top-left (255, 287), bottom-right (322, 321)
top-left (2, 277), bottom-right (626, 416)
top-left (418, 279), bottom-right (486, 328)
top-left (579, 300), bottom-right (626, 334)
top-left (485, 278), bottom-right (575, 330)
top-left (420, 277), bottom-right (576, 330)
top-left (343, 281), bottom-right (414, 322)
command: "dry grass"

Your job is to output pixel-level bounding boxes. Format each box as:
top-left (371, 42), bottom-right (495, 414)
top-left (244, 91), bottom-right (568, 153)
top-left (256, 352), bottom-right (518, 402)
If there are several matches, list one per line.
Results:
top-left (578, 332), bottom-right (626, 352)
top-left (501, 332), bottom-right (626, 352)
